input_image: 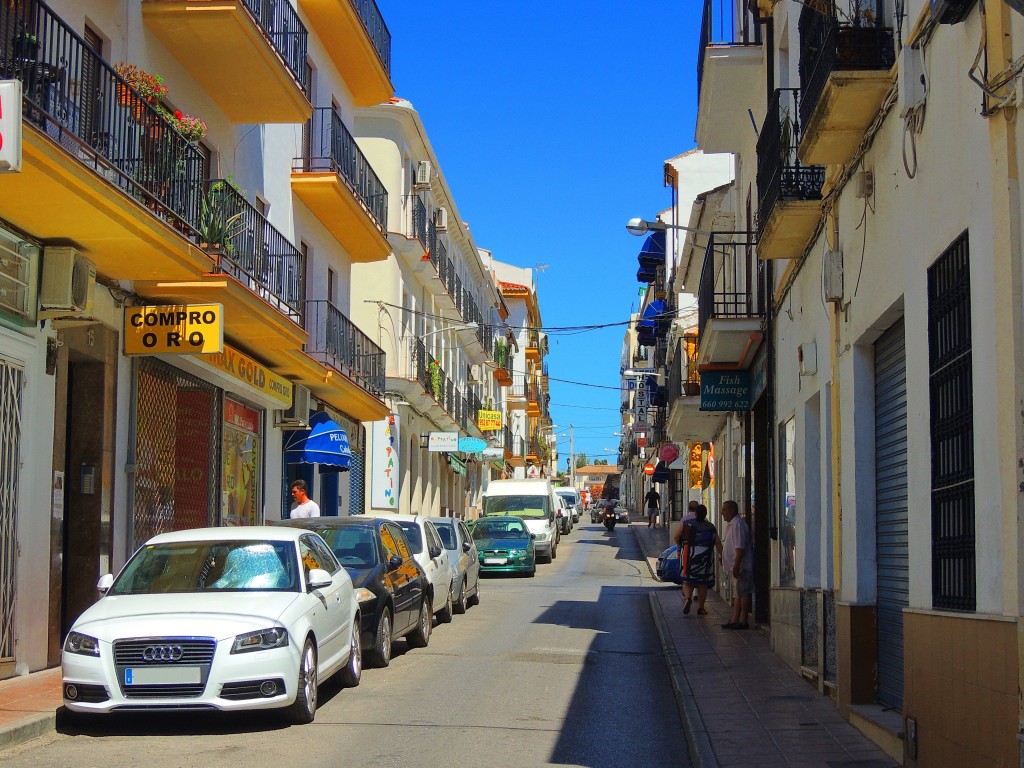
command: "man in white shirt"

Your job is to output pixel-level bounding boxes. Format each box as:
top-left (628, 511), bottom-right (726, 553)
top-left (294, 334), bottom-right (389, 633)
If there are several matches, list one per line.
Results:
top-left (289, 479), bottom-right (320, 518)
top-left (721, 499), bottom-right (752, 629)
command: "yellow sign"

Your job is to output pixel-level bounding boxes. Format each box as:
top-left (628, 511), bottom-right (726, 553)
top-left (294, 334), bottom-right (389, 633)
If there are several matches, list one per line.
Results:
top-left (689, 442), bottom-right (703, 489)
top-left (477, 409), bottom-right (502, 430)
top-left (205, 344), bottom-right (293, 407)
top-left (125, 304), bottom-right (224, 355)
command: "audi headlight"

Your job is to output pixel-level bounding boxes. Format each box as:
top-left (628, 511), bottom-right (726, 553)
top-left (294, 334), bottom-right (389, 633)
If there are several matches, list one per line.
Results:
top-left (231, 627), bottom-right (289, 654)
top-left (536, 532), bottom-right (548, 541)
top-left (354, 587), bottom-right (375, 603)
top-left (64, 631), bottom-right (100, 657)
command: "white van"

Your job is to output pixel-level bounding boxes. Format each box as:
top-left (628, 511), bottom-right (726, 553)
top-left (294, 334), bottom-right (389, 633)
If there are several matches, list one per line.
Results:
top-left (481, 478), bottom-right (559, 562)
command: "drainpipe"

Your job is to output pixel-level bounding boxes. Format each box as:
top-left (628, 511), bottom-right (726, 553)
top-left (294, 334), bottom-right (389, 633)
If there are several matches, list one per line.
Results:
top-left (977, 1), bottom-right (1024, 745)
top-left (828, 211), bottom-right (843, 595)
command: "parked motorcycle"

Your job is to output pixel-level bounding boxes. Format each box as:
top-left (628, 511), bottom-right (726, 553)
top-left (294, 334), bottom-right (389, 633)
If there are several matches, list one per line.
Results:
top-left (602, 502), bottom-right (617, 532)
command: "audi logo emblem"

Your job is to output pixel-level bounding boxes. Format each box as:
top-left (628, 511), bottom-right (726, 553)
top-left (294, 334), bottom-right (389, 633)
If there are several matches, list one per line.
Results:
top-left (143, 645), bottom-right (184, 662)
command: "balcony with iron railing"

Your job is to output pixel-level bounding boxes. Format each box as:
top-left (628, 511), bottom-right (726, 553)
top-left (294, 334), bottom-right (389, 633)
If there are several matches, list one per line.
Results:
top-left (756, 88), bottom-right (825, 260)
top-left (697, 234), bottom-right (764, 370)
top-left (526, 379), bottom-right (542, 417)
top-left (797, 0), bottom-right (895, 166)
top-left (696, 0), bottom-right (763, 154)
top-left (507, 432), bottom-right (527, 466)
top-left (142, 0), bottom-right (310, 122)
top-left (493, 338), bottom-right (513, 386)
top-left (507, 374), bottom-right (528, 409)
top-left (297, 0), bottom-right (392, 106)
top-left (292, 107), bottom-right (389, 262)
top-left (526, 328), bottom-right (545, 361)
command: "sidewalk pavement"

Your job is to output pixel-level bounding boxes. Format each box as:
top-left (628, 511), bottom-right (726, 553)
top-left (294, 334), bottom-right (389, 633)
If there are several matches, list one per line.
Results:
top-left (0, 665), bottom-right (61, 750)
top-left (630, 511), bottom-right (898, 768)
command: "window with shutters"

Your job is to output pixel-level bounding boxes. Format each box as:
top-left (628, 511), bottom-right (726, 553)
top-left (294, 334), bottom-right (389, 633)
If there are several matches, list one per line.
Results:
top-left (928, 231), bottom-right (975, 611)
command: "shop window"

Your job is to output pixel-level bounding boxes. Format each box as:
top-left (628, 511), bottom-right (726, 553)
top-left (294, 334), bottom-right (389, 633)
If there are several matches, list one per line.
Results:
top-left (779, 417), bottom-right (797, 586)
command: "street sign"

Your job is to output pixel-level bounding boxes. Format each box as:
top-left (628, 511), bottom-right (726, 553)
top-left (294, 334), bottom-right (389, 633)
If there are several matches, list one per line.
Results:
top-left (643, 463), bottom-right (655, 476)
top-left (428, 432), bottom-right (459, 452)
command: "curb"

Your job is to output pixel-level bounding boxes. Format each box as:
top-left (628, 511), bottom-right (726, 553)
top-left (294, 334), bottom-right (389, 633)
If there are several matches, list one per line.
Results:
top-left (632, 523), bottom-right (718, 768)
top-left (0, 711), bottom-right (56, 752)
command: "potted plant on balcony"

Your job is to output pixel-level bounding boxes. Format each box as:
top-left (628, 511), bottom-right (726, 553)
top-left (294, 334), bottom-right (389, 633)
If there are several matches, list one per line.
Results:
top-left (114, 62), bottom-right (168, 120)
top-left (429, 360), bottom-right (443, 401)
top-left (12, 29), bottom-right (38, 60)
top-left (199, 181), bottom-right (245, 254)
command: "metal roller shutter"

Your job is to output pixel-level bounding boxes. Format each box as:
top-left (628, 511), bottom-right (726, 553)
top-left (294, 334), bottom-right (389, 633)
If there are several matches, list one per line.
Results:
top-left (875, 317), bottom-right (909, 710)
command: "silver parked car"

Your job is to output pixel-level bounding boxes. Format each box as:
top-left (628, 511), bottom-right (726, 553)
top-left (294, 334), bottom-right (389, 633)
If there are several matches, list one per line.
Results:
top-left (428, 517), bottom-right (481, 613)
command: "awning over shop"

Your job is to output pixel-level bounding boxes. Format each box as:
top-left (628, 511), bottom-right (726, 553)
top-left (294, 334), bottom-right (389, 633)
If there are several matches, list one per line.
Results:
top-left (447, 453), bottom-right (467, 476)
top-left (637, 229), bottom-right (666, 268)
top-left (284, 411), bottom-right (351, 473)
top-left (651, 460), bottom-right (669, 484)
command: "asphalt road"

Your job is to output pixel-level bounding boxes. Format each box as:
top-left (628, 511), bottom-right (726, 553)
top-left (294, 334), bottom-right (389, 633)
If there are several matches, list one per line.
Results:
top-left (0, 520), bottom-right (691, 768)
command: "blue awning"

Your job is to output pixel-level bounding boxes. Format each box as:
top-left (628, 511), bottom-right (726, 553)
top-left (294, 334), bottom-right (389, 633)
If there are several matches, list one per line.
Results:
top-left (637, 265), bottom-right (657, 283)
top-left (284, 411), bottom-right (351, 472)
top-left (637, 229), bottom-right (666, 268)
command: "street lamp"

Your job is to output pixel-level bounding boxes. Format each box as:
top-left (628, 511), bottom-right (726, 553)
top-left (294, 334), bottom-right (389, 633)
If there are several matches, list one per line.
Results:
top-left (625, 217), bottom-right (708, 237)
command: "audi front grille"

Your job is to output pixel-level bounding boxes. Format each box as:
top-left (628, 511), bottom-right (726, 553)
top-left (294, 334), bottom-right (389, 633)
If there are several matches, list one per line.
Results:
top-left (112, 637), bottom-right (216, 699)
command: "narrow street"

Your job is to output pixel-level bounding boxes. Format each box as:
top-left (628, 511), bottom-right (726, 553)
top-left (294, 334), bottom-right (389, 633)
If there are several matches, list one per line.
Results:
top-left (0, 523), bottom-right (690, 768)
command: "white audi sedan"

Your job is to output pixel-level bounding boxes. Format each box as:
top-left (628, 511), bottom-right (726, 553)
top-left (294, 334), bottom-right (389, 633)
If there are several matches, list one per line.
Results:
top-left (62, 526), bottom-right (361, 723)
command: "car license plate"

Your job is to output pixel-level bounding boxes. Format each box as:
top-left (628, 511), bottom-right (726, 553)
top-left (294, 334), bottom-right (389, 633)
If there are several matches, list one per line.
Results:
top-left (483, 558), bottom-right (507, 565)
top-left (125, 666), bottom-right (201, 685)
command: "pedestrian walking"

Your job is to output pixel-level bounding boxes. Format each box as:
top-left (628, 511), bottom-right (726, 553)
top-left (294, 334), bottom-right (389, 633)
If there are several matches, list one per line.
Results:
top-left (644, 487), bottom-right (661, 528)
top-left (720, 499), bottom-right (752, 629)
top-left (673, 501), bottom-right (698, 607)
top-left (674, 504), bottom-right (721, 615)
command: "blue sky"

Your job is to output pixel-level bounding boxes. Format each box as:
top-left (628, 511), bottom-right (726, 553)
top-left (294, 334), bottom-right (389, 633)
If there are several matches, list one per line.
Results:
top-left (376, 1), bottom-right (702, 466)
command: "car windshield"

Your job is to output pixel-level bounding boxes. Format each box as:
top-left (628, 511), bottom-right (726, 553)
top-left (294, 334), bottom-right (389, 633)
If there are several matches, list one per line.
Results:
top-left (111, 540), bottom-right (299, 594)
top-left (482, 495), bottom-right (549, 518)
top-left (314, 527), bottom-right (379, 568)
top-left (557, 492), bottom-right (577, 505)
top-left (433, 523), bottom-right (457, 550)
top-left (395, 521), bottom-right (423, 554)
top-left (471, 520), bottom-right (529, 540)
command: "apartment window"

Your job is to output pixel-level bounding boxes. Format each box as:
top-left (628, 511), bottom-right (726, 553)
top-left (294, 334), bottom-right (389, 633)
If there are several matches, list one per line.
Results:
top-left (327, 267), bottom-right (336, 305)
top-left (928, 231), bottom-right (975, 612)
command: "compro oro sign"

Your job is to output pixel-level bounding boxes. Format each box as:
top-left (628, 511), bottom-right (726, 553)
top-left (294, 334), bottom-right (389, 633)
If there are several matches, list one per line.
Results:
top-left (125, 304), bottom-right (224, 355)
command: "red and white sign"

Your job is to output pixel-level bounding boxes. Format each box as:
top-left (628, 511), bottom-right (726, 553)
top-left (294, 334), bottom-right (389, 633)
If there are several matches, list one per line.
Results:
top-left (0, 80), bottom-right (24, 173)
top-left (643, 463), bottom-right (655, 476)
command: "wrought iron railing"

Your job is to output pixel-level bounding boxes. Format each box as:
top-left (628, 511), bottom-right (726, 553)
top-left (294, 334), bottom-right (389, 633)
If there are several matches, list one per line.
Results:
top-left (493, 338), bottom-right (512, 379)
top-left (298, 107), bottom-right (387, 232)
top-left (697, 234), bottom-right (762, 340)
top-left (304, 300), bottom-right (385, 397)
top-left (509, 374), bottom-right (527, 399)
top-left (204, 179), bottom-right (304, 319)
top-left (347, 0), bottom-right (391, 76)
top-left (404, 194), bottom-right (427, 248)
top-left (414, 339), bottom-right (431, 394)
top-left (698, 0), bottom-right (761, 100)
top-left (240, 0), bottom-right (308, 92)
top-left (798, 1), bottom-right (894, 129)
top-left (0, 1), bottom-right (209, 231)
top-left (756, 88), bottom-right (825, 241)
top-left (526, 381), bottom-right (542, 408)
top-left (503, 425), bottom-right (512, 456)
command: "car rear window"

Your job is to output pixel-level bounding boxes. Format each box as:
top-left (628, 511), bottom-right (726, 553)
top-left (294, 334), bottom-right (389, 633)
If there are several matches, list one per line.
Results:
top-left (471, 520), bottom-right (528, 539)
top-left (316, 527), bottom-right (379, 568)
top-left (433, 523), bottom-right (457, 550)
top-left (395, 521), bottom-right (423, 554)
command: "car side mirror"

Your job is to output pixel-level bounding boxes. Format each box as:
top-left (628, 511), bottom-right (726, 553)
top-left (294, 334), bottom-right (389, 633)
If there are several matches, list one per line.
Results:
top-left (96, 573), bottom-right (114, 595)
top-left (462, 540), bottom-right (471, 553)
top-left (530, 533), bottom-right (536, 540)
top-left (429, 545), bottom-right (442, 559)
top-left (388, 554), bottom-right (403, 571)
top-left (307, 568), bottom-right (333, 590)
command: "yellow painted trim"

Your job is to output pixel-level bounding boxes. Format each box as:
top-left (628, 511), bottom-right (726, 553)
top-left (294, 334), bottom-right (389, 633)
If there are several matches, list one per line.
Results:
top-left (291, 173), bottom-right (390, 262)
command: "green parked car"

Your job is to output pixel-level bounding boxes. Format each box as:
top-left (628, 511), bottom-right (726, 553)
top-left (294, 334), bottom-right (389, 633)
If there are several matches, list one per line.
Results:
top-left (467, 516), bottom-right (536, 577)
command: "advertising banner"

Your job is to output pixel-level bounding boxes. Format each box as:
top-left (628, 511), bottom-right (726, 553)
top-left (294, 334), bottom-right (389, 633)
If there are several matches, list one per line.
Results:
top-left (477, 409), bottom-right (502, 430)
top-left (124, 304), bottom-right (224, 355)
top-left (428, 431), bottom-right (459, 452)
top-left (371, 414), bottom-right (400, 509)
top-left (699, 370), bottom-right (754, 411)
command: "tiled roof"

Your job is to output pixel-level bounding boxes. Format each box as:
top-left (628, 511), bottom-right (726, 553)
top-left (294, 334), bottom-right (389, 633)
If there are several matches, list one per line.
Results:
top-left (498, 281), bottom-right (530, 295)
top-left (576, 465), bottom-right (620, 476)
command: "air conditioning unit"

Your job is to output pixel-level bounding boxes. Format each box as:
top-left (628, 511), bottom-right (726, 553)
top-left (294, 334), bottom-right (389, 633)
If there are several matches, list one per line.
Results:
top-left (468, 364), bottom-right (482, 383)
top-left (931, 0), bottom-right (978, 24)
top-left (823, 249), bottom-right (843, 303)
top-left (435, 206), bottom-right (448, 231)
top-left (415, 160), bottom-right (432, 188)
top-left (39, 247), bottom-right (95, 318)
top-left (276, 383), bottom-right (311, 429)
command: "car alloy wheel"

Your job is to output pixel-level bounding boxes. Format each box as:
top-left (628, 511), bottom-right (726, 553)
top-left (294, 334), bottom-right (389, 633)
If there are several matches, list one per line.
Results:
top-left (454, 580), bottom-right (467, 614)
top-left (407, 597), bottom-right (431, 648)
top-left (368, 609), bottom-right (392, 668)
top-left (339, 619), bottom-right (362, 687)
top-left (286, 638), bottom-right (318, 724)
